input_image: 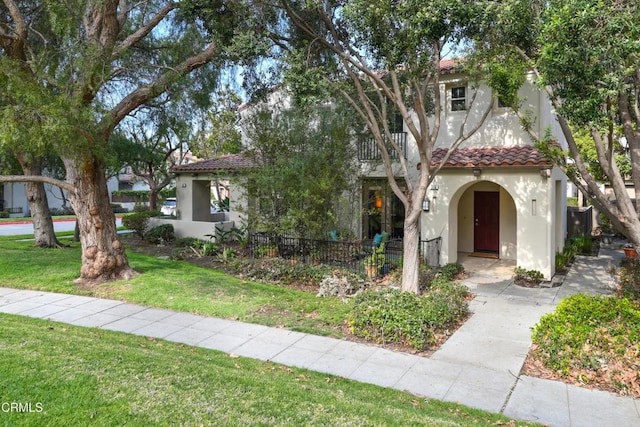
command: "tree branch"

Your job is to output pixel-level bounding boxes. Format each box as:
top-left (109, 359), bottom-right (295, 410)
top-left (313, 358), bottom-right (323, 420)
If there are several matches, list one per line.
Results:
top-left (104, 41), bottom-right (218, 133)
top-left (112, 3), bottom-right (179, 59)
top-left (0, 175), bottom-right (76, 194)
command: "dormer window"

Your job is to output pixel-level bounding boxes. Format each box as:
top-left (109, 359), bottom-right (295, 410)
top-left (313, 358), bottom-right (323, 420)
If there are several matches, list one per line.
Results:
top-left (450, 86), bottom-right (467, 111)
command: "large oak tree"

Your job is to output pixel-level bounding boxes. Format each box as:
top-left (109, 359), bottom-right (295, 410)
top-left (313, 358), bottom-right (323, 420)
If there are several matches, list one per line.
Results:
top-left (0, 1), bottom-right (235, 284)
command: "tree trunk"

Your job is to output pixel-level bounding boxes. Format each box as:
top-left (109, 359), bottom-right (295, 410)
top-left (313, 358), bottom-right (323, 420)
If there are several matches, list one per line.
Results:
top-left (148, 187), bottom-right (158, 211)
top-left (401, 214), bottom-right (421, 294)
top-left (15, 154), bottom-right (62, 248)
top-left (65, 157), bottom-right (136, 285)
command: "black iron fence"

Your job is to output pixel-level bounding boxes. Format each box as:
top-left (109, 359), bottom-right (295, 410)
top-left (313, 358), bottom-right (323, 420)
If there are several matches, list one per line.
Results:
top-left (249, 233), bottom-right (441, 277)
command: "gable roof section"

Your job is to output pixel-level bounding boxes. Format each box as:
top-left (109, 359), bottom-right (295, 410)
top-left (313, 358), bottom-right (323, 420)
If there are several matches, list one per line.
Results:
top-left (171, 153), bottom-right (257, 174)
top-left (431, 146), bottom-right (553, 168)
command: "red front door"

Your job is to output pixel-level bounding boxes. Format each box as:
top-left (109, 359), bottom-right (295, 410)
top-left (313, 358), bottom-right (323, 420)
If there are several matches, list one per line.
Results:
top-left (474, 191), bottom-right (499, 253)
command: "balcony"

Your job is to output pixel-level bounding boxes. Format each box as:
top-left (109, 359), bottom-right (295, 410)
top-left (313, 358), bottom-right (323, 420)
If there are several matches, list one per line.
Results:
top-left (357, 132), bottom-right (407, 161)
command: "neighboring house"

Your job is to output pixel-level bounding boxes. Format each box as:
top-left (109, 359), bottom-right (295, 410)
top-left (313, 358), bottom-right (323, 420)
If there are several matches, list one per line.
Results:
top-left (150, 154), bottom-right (256, 240)
top-left (2, 180), bottom-right (96, 217)
top-left (165, 60), bottom-right (568, 279)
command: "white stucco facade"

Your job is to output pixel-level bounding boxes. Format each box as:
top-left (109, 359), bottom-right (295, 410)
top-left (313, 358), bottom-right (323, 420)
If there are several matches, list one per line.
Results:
top-left (359, 67), bottom-right (568, 279)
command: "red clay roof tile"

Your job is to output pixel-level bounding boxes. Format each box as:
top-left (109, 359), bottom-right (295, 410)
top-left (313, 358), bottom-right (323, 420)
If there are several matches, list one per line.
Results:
top-left (431, 146), bottom-right (552, 168)
top-left (171, 153), bottom-right (257, 173)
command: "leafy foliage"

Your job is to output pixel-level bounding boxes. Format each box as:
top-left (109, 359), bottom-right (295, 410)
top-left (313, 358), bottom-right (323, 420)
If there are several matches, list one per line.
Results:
top-left (531, 294), bottom-right (640, 396)
top-left (243, 104), bottom-right (358, 238)
top-left (469, 0), bottom-right (640, 246)
top-left (122, 212), bottom-right (151, 239)
top-left (514, 267), bottom-right (544, 286)
top-left (348, 282), bottom-right (470, 350)
top-left (418, 263), bottom-right (465, 292)
top-left (619, 258), bottom-right (640, 301)
top-left (145, 224), bottom-right (176, 245)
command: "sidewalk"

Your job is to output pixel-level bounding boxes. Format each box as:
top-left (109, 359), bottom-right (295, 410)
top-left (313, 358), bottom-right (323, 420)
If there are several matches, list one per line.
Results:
top-left (0, 247), bottom-right (638, 426)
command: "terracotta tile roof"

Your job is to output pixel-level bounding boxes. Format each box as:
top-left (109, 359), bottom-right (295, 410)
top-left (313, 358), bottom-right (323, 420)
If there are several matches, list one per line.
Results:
top-left (440, 58), bottom-right (462, 74)
top-left (171, 153), bottom-right (257, 173)
top-left (431, 146), bottom-right (553, 168)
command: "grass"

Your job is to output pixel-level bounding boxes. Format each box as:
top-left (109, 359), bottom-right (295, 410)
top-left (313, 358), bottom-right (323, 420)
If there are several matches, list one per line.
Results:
top-left (0, 238), bottom-right (349, 337)
top-left (0, 314), bottom-right (538, 426)
top-left (0, 215), bottom-right (77, 223)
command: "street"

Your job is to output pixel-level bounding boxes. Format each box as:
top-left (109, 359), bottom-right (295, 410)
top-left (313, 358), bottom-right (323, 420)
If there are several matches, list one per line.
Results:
top-left (0, 217), bottom-right (123, 236)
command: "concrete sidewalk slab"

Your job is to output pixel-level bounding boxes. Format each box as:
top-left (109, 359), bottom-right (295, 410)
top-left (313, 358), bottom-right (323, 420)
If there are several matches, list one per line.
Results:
top-left (1, 242), bottom-right (640, 427)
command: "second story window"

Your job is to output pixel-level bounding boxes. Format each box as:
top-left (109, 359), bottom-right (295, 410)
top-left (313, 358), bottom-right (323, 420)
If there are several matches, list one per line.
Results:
top-left (450, 86), bottom-right (467, 112)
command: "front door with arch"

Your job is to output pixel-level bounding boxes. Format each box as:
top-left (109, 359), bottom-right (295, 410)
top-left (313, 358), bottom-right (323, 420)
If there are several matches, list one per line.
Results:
top-left (474, 191), bottom-right (500, 253)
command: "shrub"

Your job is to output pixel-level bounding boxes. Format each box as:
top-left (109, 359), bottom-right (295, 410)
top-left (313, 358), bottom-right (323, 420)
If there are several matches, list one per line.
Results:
top-left (50, 206), bottom-right (75, 216)
top-left (419, 263), bottom-right (465, 292)
top-left (570, 234), bottom-right (598, 256)
top-left (122, 212), bottom-right (151, 238)
top-left (145, 224), bottom-right (175, 244)
top-left (192, 240), bottom-right (219, 257)
top-left (531, 294), bottom-right (640, 395)
top-left (0, 211), bottom-right (9, 218)
top-left (438, 263), bottom-right (464, 281)
top-left (111, 204), bottom-right (129, 213)
top-left (229, 258), bottom-right (335, 286)
top-left (619, 257), bottom-right (640, 301)
top-left (174, 237), bottom-right (198, 248)
top-left (347, 283), bottom-right (470, 351)
top-left (514, 267), bottom-right (544, 286)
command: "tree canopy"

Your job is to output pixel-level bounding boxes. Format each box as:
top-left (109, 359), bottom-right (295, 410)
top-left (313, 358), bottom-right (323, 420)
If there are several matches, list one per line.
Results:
top-left (470, 0), bottom-right (640, 244)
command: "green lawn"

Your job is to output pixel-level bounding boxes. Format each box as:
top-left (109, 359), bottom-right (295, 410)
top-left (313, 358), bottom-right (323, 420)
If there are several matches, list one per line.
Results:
top-left (0, 314), bottom-right (538, 426)
top-left (0, 238), bottom-right (349, 337)
top-left (0, 215), bottom-right (77, 223)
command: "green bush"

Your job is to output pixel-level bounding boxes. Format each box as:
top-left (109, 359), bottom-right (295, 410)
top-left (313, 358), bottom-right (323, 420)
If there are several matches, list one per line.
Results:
top-left (111, 204), bottom-right (129, 213)
top-left (619, 258), bottom-right (640, 301)
top-left (145, 224), bottom-right (175, 244)
top-left (229, 258), bottom-right (339, 286)
top-left (192, 240), bottom-right (219, 257)
top-left (122, 212), bottom-right (151, 238)
top-left (174, 237), bottom-right (199, 248)
top-left (570, 234), bottom-right (598, 255)
top-left (347, 283), bottom-right (470, 351)
top-left (531, 294), bottom-right (640, 395)
top-left (514, 267), bottom-right (544, 286)
top-left (0, 211), bottom-right (9, 218)
top-left (419, 263), bottom-right (465, 292)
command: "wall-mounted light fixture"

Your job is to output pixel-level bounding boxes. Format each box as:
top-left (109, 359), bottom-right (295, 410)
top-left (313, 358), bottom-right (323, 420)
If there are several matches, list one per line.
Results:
top-left (540, 168), bottom-right (551, 179)
top-left (422, 198), bottom-right (430, 212)
top-left (473, 168), bottom-right (482, 177)
top-left (181, 183), bottom-right (187, 188)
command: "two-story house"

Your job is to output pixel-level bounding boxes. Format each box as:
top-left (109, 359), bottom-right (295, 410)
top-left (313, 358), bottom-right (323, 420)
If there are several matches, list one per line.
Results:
top-left (356, 60), bottom-right (567, 279)
top-left (163, 60), bottom-right (567, 280)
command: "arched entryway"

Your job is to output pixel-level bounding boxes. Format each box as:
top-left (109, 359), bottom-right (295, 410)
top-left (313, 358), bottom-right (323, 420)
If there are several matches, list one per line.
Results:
top-left (453, 181), bottom-right (517, 261)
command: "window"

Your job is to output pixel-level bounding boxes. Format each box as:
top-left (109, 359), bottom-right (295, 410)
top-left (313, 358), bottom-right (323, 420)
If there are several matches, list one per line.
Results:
top-left (388, 112), bottom-right (403, 133)
top-left (450, 86), bottom-right (466, 111)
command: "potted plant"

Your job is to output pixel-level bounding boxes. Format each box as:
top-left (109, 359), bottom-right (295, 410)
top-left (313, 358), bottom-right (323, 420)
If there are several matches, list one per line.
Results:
top-left (258, 242), bottom-right (278, 258)
top-left (623, 243), bottom-right (638, 258)
top-left (363, 243), bottom-right (385, 279)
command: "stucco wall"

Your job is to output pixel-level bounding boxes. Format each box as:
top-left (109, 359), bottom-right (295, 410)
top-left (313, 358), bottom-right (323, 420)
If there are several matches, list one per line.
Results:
top-left (422, 167), bottom-right (565, 279)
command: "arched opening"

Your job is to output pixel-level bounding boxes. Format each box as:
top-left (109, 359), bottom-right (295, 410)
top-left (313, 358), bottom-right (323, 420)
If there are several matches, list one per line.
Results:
top-left (452, 180), bottom-right (517, 262)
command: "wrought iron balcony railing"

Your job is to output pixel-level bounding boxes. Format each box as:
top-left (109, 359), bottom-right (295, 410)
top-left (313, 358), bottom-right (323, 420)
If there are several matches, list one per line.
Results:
top-left (357, 132), bottom-right (407, 161)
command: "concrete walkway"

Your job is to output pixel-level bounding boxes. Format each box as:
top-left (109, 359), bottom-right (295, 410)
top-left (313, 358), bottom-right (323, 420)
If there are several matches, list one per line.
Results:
top-left (1, 248), bottom-right (639, 426)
